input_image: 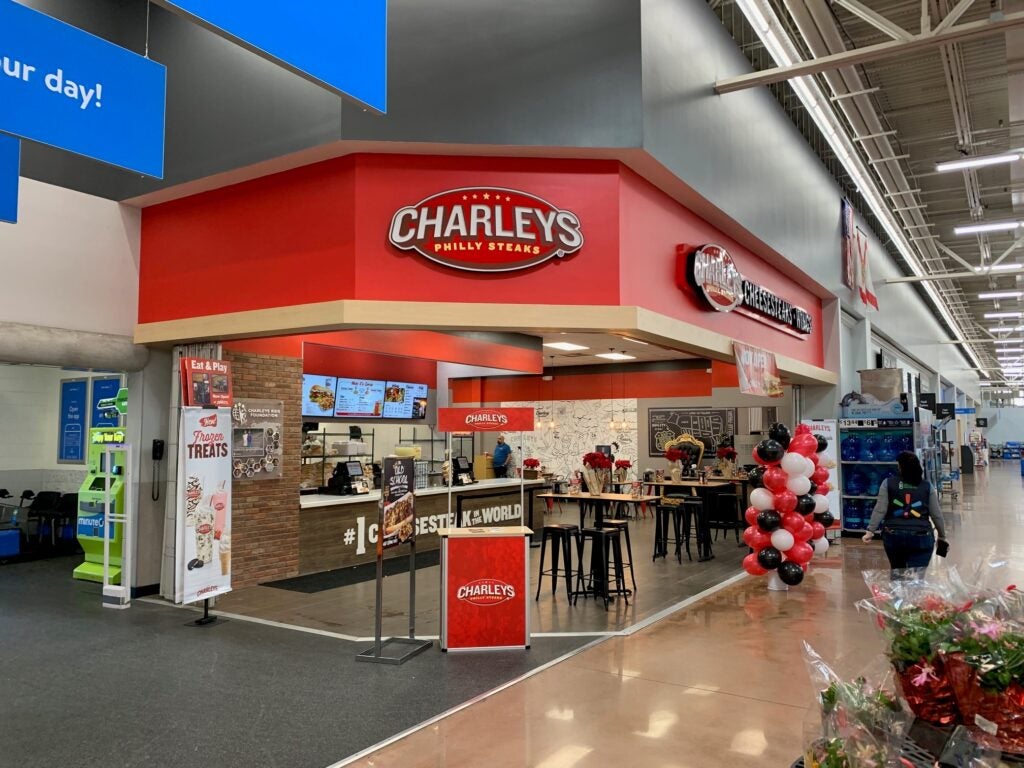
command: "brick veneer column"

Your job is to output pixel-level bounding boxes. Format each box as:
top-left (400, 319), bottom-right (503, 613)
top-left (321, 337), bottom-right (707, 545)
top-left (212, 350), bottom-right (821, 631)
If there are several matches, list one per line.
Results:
top-left (224, 351), bottom-right (302, 587)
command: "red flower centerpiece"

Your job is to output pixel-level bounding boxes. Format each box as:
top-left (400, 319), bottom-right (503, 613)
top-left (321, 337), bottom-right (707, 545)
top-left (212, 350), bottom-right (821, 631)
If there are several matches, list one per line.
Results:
top-left (523, 458), bottom-right (541, 469)
top-left (715, 445), bottom-right (738, 478)
top-left (522, 457), bottom-right (541, 479)
top-left (664, 447), bottom-right (692, 482)
top-left (582, 451), bottom-right (612, 495)
top-left (614, 458), bottom-right (632, 482)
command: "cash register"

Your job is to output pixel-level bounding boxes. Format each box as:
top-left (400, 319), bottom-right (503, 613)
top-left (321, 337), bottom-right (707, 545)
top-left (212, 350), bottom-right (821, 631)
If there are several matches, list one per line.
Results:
top-left (328, 461), bottom-right (370, 495)
top-left (452, 456), bottom-right (477, 486)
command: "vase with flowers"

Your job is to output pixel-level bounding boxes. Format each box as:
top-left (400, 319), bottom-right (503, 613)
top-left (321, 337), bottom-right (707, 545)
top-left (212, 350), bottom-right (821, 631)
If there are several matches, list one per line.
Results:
top-left (715, 445), bottom-right (738, 478)
top-left (522, 457), bottom-right (541, 480)
top-left (582, 451), bottom-right (612, 495)
top-left (614, 459), bottom-right (632, 483)
top-left (664, 447), bottom-right (691, 482)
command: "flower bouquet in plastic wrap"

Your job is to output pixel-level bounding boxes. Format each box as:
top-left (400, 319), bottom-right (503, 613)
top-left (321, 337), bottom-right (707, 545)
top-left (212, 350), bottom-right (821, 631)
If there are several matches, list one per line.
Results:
top-left (803, 642), bottom-right (913, 768)
top-left (857, 568), bottom-right (970, 726)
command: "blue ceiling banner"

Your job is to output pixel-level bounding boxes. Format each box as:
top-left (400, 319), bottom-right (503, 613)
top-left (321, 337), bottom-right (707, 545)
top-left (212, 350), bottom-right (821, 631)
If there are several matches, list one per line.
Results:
top-left (0, 0), bottom-right (166, 177)
top-left (0, 133), bottom-right (18, 224)
top-left (153, 0), bottom-right (387, 113)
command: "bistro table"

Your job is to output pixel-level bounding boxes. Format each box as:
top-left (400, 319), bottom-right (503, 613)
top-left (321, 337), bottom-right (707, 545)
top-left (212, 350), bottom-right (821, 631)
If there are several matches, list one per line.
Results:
top-left (535, 492), bottom-right (659, 529)
top-left (647, 480), bottom-right (730, 562)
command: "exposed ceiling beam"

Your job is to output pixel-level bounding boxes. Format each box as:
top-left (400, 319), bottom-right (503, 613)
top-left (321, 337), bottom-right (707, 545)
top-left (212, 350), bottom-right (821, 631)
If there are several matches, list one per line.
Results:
top-left (933, 0), bottom-right (978, 35)
top-left (830, 87), bottom-right (880, 100)
top-left (714, 10), bottom-right (1024, 93)
top-left (832, 0), bottom-right (914, 40)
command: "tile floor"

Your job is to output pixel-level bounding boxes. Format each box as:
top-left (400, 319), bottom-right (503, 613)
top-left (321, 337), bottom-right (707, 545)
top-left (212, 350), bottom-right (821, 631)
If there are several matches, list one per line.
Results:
top-left (348, 463), bottom-right (1024, 768)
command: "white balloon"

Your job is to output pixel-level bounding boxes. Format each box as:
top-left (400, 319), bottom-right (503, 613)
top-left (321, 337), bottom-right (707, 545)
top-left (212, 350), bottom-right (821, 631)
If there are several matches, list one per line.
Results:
top-left (812, 537), bottom-right (830, 555)
top-left (781, 452), bottom-right (806, 476)
top-left (750, 487), bottom-right (775, 511)
top-left (771, 529), bottom-right (795, 551)
top-left (801, 456), bottom-right (816, 478)
top-left (812, 493), bottom-right (830, 514)
top-left (786, 475), bottom-right (811, 496)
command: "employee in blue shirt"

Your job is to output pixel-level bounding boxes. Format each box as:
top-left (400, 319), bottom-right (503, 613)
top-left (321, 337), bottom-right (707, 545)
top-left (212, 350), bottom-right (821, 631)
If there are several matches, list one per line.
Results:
top-left (492, 434), bottom-right (512, 478)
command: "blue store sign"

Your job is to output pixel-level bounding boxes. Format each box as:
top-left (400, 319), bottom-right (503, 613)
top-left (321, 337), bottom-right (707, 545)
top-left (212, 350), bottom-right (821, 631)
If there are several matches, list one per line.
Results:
top-left (0, 133), bottom-right (17, 223)
top-left (153, 0), bottom-right (387, 113)
top-left (0, 0), bottom-right (166, 177)
top-left (955, 407), bottom-right (976, 415)
top-left (91, 377), bottom-right (123, 428)
top-left (58, 379), bottom-right (88, 463)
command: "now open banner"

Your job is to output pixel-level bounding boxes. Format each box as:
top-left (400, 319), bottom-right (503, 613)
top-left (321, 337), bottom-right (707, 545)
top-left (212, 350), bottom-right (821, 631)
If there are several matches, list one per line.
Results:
top-left (0, 0), bottom-right (166, 177)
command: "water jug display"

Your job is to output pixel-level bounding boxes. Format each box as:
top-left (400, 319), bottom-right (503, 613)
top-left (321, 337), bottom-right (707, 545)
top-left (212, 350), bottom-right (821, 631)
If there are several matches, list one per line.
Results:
top-left (859, 434), bottom-right (880, 461)
top-left (865, 468), bottom-right (881, 496)
top-left (877, 434), bottom-right (897, 462)
top-left (845, 469), bottom-right (867, 497)
top-left (841, 435), bottom-right (861, 462)
top-left (842, 499), bottom-right (862, 530)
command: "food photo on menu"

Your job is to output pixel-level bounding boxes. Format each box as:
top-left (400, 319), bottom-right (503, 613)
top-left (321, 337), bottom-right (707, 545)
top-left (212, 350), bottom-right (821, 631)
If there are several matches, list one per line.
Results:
top-left (382, 381), bottom-right (428, 419)
top-left (383, 491), bottom-right (415, 546)
top-left (301, 374), bottom-right (337, 417)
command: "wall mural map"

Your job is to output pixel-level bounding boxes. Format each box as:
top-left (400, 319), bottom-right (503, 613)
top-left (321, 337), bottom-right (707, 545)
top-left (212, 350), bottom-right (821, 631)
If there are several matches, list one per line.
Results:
top-left (502, 399), bottom-right (637, 481)
top-left (648, 407), bottom-right (736, 457)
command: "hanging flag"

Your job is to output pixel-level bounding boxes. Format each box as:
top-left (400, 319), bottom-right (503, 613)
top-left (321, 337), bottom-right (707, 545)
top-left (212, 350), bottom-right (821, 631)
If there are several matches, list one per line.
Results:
top-left (841, 199), bottom-right (878, 311)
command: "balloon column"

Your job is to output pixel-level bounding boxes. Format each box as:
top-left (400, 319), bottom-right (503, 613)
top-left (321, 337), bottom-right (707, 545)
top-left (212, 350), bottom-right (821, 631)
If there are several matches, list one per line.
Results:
top-left (742, 423), bottom-right (832, 588)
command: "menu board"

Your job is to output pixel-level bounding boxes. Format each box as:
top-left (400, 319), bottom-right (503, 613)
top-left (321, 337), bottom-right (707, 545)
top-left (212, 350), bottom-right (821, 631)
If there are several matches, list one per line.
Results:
top-left (335, 378), bottom-right (385, 418)
top-left (382, 381), bottom-right (429, 419)
top-left (301, 374), bottom-right (338, 418)
top-left (648, 407), bottom-right (737, 457)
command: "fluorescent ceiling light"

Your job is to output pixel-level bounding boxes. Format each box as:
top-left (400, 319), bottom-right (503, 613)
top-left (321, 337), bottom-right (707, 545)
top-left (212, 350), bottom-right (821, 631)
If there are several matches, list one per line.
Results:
top-left (543, 342), bottom-right (589, 352)
top-left (995, 338), bottom-right (1024, 344)
top-left (936, 152), bottom-right (1024, 173)
top-left (976, 264), bottom-right (1024, 273)
top-left (956, 221), bottom-right (1024, 236)
top-left (595, 352), bottom-right (636, 361)
top-left (985, 312), bottom-right (1024, 319)
top-left (979, 291), bottom-right (1024, 300)
top-left (989, 326), bottom-right (1024, 332)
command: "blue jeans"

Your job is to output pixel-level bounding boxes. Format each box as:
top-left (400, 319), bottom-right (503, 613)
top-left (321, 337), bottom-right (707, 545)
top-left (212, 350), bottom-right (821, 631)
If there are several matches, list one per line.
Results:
top-left (881, 527), bottom-right (934, 570)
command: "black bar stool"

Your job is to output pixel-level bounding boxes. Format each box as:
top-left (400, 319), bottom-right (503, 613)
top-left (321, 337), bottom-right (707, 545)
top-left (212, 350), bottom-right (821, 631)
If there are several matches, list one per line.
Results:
top-left (535, 523), bottom-right (578, 601)
top-left (653, 502), bottom-right (683, 563)
top-left (573, 527), bottom-right (627, 609)
top-left (678, 497), bottom-right (706, 561)
top-left (600, 518), bottom-right (636, 591)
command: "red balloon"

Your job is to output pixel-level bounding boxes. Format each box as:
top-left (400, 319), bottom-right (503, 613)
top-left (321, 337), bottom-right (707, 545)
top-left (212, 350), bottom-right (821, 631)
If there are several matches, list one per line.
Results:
top-left (773, 490), bottom-right (798, 514)
top-left (789, 433), bottom-right (817, 456)
top-left (795, 522), bottom-right (814, 542)
top-left (817, 482), bottom-right (831, 495)
top-left (794, 424), bottom-right (811, 435)
top-left (807, 452), bottom-right (821, 467)
top-left (811, 467), bottom-right (830, 485)
top-left (810, 522), bottom-right (826, 539)
top-left (788, 542), bottom-right (814, 564)
top-left (803, 512), bottom-right (816, 525)
top-left (743, 526), bottom-right (772, 551)
top-left (743, 553), bottom-right (769, 576)
top-left (745, 506), bottom-right (759, 526)
top-left (763, 466), bottom-right (789, 493)
top-left (782, 512), bottom-right (805, 533)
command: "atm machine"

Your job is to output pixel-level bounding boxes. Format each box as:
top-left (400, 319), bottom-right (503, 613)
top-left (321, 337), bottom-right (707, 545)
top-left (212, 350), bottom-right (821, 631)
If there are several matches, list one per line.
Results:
top-left (73, 427), bottom-right (127, 583)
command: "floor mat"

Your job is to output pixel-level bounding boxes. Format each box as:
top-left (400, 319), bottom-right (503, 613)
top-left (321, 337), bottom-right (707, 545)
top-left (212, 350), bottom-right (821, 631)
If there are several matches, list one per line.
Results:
top-left (263, 548), bottom-right (441, 592)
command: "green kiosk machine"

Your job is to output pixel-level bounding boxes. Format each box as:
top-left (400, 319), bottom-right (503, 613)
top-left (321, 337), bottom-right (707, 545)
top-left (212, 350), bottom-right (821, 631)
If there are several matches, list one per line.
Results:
top-left (73, 427), bottom-right (127, 583)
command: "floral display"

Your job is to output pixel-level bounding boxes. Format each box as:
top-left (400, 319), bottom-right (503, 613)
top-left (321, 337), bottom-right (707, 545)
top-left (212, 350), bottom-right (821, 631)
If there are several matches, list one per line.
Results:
top-left (581, 451), bottom-right (611, 495)
top-left (522, 458), bottom-right (541, 469)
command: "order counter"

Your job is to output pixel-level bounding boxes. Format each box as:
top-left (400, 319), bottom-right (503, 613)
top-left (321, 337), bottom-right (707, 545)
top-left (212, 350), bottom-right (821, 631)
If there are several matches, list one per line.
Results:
top-left (296, 479), bottom-right (545, 575)
top-left (438, 526), bottom-right (532, 651)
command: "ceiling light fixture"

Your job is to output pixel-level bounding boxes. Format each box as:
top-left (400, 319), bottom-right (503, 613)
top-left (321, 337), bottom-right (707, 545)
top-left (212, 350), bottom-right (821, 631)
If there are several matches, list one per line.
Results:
top-left (543, 342), bottom-right (589, 352)
top-left (988, 326), bottom-right (1024, 333)
top-left (596, 351), bottom-right (636, 361)
top-left (936, 151), bottom-right (1024, 173)
top-left (975, 264), bottom-right (1024, 273)
top-left (979, 291), bottom-right (1024, 300)
top-left (955, 221), bottom-right (1024, 236)
top-left (995, 338), bottom-right (1024, 344)
top-left (621, 337), bottom-right (650, 346)
top-left (985, 312), bottom-right (1024, 319)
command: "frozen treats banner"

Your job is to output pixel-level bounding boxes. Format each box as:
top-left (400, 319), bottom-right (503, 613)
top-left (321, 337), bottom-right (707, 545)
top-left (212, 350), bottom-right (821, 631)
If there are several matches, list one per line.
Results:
top-left (176, 407), bottom-right (233, 604)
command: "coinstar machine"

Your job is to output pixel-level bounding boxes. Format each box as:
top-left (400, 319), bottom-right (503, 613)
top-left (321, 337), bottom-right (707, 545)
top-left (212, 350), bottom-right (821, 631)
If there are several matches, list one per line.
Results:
top-left (74, 427), bottom-right (127, 584)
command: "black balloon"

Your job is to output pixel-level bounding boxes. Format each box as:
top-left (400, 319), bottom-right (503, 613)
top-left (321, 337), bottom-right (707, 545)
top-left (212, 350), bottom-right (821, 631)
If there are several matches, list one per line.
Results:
top-left (755, 439), bottom-right (785, 464)
top-left (747, 465), bottom-right (766, 489)
top-left (796, 494), bottom-right (816, 515)
top-left (814, 511), bottom-right (835, 528)
top-left (767, 423), bottom-right (792, 449)
top-left (756, 509), bottom-right (781, 532)
top-left (816, 435), bottom-right (829, 453)
top-left (808, 481), bottom-right (818, 496)
top-left (778, 561), bottom-right (805, 586)
top-left (757, 546), bottom-right (783, 570)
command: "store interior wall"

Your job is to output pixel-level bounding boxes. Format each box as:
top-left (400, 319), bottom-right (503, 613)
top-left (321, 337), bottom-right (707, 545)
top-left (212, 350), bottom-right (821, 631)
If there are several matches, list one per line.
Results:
top-left (976, 409), bottom-right (1024, 445)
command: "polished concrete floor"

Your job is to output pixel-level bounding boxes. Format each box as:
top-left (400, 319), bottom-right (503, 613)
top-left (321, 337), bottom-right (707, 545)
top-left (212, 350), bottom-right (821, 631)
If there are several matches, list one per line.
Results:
top-left (347, 465), bottom-right (1023, 768)
top-left (216, 507), bottom-right (749, 637)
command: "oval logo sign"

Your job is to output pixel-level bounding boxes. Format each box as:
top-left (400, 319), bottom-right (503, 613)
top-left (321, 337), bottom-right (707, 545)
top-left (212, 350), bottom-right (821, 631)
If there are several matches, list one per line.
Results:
top-left (691, 244), bottom-right (743, 311)
top-left (388, 187), bottom-right (584, 272)
top-left (465, 409), bottom-right (508, 428)
top-left (456, 578), bottom-right (516, 606)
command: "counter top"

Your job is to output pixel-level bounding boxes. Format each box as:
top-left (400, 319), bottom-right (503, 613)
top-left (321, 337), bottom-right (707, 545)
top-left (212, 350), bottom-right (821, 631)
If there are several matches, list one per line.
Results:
top-left (299, 478), bottom-right (546, 510)
top-left (437, 526), bottom-right (533, 538)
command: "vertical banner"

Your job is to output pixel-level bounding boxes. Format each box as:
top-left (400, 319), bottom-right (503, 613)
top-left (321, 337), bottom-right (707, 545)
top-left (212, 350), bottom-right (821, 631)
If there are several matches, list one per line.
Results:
top-left (381, 456), bottom-right (415, 552)
top-left (90, 376), bottom-right (123, 428)
top-left (176, 407), bottom-right (232, 604)
top-left (733, 342), bottom-right (783, 398)
top-left (840, 198), bottom-right (856, 290)
top-left (801, 419), bottom-right (840, 530)
top-left (57, 378), bottom-right (88, 463)
top-left (0, 133), bottom-right (18, 224)
top-left (180, 358), bottom-right (233, 407)
top-left (230, 399), bottom-right (283, 480)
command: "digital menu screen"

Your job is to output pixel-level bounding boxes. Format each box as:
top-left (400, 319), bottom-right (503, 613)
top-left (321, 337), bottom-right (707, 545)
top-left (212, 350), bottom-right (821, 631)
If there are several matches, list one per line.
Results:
top-left (334, 378), bottom-right (386, 419)
top-left (301, 374), bottom-right (338, 418)
top-left (382, 381), bottom-right (429, 419)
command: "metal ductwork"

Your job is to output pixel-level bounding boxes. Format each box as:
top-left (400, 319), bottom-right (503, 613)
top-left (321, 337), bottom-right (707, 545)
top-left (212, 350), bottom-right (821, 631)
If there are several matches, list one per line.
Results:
top-left (0, 322), bottom-right (150, 371)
